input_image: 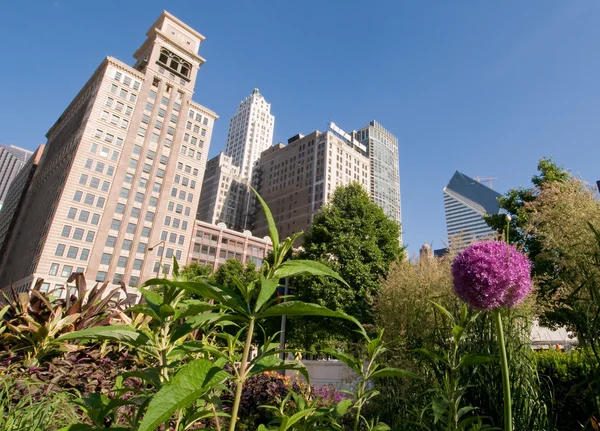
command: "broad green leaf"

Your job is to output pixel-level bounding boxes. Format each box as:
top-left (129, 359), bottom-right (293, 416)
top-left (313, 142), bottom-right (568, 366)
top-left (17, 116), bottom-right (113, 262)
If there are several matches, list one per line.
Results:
top-left (138, 359), bottom-right (231, 431)
top-left (372, 423), bottom-right (391, 431)
top-left (174, 300), bottom-right (216, 320)
top-left (457, 353), bottom-right (497, 370)
top-left (286, 408), bottom-right (316, 429)
top-left (252, 187), bottom-right (279, 251)
top-left (255, 275), bottom-right (279, 313)
top-left (258, 301), bottom-right (361, 329)
top-left (144, 279), bottom-right (248, 315)
top-left (57, 326), bottom-right (149, 346)
top-left (126, 304), bottom-right (160, 321)
top-left (322, 348), bottom-right (361, 374)
top-left (272, 260), bottom-right (349, 287)
top-left (370, 367), bottom-right (420, 380)
top-left (169, 313), bottom-right (223, 342)
top-left (334, 399), bottom-right (353, 417)
top-left (158, 303), bottom-right (175, 319)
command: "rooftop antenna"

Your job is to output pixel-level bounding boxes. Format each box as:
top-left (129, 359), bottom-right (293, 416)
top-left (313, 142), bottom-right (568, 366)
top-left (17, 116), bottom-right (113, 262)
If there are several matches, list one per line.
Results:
top-left (475, 176), bottom-right (497, 189)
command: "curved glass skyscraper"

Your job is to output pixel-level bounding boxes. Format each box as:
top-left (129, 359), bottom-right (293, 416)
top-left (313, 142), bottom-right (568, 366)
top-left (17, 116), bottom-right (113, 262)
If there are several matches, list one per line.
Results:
top-left (443, 171), bottom-right (500, 250)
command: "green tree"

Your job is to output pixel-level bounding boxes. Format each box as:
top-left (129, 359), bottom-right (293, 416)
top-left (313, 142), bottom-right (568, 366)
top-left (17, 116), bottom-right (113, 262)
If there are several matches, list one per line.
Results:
top-left (523, 177), bottom-right (600, 346)
top-left (214, 259), bottom-right (259, 288)
top-left (289, 182), bottom-right (405, 349)
top-left (180, 261), bottom-right (214, 282)
top-left (484, 157), bottom-right (570, 257)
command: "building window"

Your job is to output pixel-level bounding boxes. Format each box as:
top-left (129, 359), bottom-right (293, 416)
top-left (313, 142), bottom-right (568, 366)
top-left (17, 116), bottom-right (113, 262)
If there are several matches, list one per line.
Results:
top-left (61, 225), bottom-right (72, 238)
top-left (73, 228), bottom-right (84, 240)
top-left (61, 265), bottom-right (74, 278)
top-left (55, 244), bottom-right (66, 256)
top-left (106, 236), bottom-right (116, 247)
top-left (80, 249), bottom-right (90, 261)
top-left (67, 246), bottom-right (79, 259)
top-left (49, 263), bottom-right (59, 276)
top-left (96, 271), bottom-right (107, 282)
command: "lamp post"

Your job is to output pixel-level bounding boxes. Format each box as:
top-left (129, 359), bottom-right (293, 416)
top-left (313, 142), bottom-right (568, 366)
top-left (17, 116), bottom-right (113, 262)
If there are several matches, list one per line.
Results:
top-left (148, 240), bottom-right (166, 278)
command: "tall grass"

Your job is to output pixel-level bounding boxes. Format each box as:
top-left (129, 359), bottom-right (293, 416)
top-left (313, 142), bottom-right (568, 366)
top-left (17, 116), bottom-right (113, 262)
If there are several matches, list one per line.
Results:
top-left (0, 376), bottom-right (80, 430)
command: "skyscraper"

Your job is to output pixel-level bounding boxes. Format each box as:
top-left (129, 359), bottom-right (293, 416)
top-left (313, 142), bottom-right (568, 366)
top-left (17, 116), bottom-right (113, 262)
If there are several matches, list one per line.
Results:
top-left (197, 152), bottom-right (248, 231)
top-left (251, 124), bottom-right (370, 241)
top-left (0, 144), bottom-right (33, 209)
top-left (224, 88), bottom-right (274, 179)
top-left (443, 171), bottom-right (501, 250)
top-left (0, 12), bottom-right (217, 295)
top-left (357, 121), bottom-right (401, 226)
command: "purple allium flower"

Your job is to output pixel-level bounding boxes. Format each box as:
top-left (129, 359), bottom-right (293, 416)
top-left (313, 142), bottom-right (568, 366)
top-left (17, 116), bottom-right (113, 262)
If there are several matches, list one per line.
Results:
top-left (452, 241), bottom-right (532, 311)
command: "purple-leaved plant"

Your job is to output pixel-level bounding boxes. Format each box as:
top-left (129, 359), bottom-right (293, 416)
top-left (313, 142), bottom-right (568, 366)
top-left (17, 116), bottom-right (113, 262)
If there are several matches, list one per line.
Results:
top-left (452, 241), bottom-right (532, 311)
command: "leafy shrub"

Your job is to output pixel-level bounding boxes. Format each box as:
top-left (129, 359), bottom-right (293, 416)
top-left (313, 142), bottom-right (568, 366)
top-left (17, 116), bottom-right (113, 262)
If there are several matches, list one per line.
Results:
top-left (535, 349), bottom-right (600, 430)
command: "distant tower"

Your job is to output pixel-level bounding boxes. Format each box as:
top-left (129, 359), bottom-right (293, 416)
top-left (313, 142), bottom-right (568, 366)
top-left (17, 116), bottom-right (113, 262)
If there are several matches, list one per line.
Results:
top-left (224, 88), bottom-right (274, 180)
top-left (357, 121), bottom-right (401, 228)
top-left (419, 243), bottom-right (433, 260)
top-left (0, 144), bottom-right (33, 209)
top-left (443, 171), bottom-right (501, 250)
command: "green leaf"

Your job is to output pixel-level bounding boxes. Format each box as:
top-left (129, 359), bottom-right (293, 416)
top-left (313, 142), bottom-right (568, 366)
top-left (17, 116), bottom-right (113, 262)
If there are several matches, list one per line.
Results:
top-left (370, 367), bottom-right (420, 380)
top-left (255, 275), bottom-right (279, 313)
top-left (57, 326), bottom-right (149, 346)
top-left (169, 313), bottom-right (223, 342)
top-left (127, 304), bottom-right (160, 320)
top-left (144, 279), bottom-right (248, 316)
top-left (431, 301), bottom-right (455, 324)
top-left (286, 408), bottom-right (316, 429)
top-left (138, 359), bottom-right (231, 431)
top-left (457, 353), bottom-right (498, 370)
top-left (334, 398), bottom-right (353, 417)
top-left (452, 325), bottom-right (464, 346)
top-left (258, 301), bottom-right (361, 329)
top-left (322, 348), bottom-right (361, 374)
top-left (252, 187), bottom-right (279, 251)
top-left (273, 260), bottom-right (349, 287)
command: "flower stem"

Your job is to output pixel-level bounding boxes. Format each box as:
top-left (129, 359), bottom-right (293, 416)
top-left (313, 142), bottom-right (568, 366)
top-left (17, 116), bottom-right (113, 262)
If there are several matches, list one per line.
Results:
top-left (494, 309), bottom-right (512, 431)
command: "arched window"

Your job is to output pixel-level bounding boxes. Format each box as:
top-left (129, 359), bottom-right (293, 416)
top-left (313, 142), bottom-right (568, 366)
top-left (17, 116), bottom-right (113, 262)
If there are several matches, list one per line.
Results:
top-left (157, 48), bottom-right (191, 80)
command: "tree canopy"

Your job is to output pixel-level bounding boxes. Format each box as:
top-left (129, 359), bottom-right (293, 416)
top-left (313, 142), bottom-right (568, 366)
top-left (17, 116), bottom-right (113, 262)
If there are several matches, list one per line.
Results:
top-left (289, 182), bottom-right (405, 348)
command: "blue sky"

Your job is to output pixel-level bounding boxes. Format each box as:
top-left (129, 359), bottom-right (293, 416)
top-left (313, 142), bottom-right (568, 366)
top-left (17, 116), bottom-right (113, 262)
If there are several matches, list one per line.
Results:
top-left (1, 1), bottom-right (598, 255)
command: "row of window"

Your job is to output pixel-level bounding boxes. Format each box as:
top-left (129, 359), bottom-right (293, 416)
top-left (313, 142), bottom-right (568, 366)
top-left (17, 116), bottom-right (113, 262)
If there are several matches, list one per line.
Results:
top-left (164, 216), bottom-right (189, 230)
top-left (176, 162), bottom-right (199, 177)
top-left (84, 157), bottom-right (115, 177)
top-left (188, 108), bottom-right (210, 126)
top-left (105, 235), bottom-right (147, 253)
top-left (60, 225), bottom-right (95, 243)
top-left (73, 190), bottom-right (106, 209)
top-left (96, 271), bottom-right (139, 287)
top-left (180, 145), bottom-right (202, 160)
top-left (94, 128), bottom-right (124, 147)
top-left (113, 70), bottom-right (141, 91)
top-left (55, 243), bottom-right (91, 260)
top-left (78, 174), bottom-right (110, 192)
top-left (105, 96), bottom-right (134, 116)
top-left (110, 83), bottom-right (137, 104)
top-left (49, 262), bottom-right (86, 278)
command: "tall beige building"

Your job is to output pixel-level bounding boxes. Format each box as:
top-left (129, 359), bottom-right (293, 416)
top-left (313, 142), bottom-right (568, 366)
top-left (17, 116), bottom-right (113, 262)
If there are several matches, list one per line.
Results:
top-left (197, 152), bottom-right (248, 231)
top-left (251, 126), bottom-right (370, 240)
top-left (0, 12), bottom-right (217, 295)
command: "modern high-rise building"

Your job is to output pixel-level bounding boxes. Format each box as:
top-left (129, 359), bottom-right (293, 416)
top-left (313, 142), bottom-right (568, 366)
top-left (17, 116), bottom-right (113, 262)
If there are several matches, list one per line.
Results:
top-left (251, 124), bottom-right (370, 240)
top-left (443, 171), bottom-right (501, 250)
top-left (197, 152), bottom-right (248, 231)
top-left (0, 12), bottom-right (217, 295)
top-left (0, 144), bottom-right (33, 209)
top-left (0, 145), bottom-right (44, 262)
top-left (357, 121), bottom-right (401, 226)
top-left (224, 88), bottom-right (274, 179)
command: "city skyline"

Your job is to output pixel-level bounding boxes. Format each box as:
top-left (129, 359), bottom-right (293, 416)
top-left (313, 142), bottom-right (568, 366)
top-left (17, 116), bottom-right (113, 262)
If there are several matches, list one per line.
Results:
top-left (1, 2), bottom-right (599, 255)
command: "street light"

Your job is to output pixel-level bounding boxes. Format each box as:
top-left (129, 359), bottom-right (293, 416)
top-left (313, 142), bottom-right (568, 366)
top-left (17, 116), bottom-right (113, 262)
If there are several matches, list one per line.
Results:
top-left (148, 240), bottom-right (166, 278)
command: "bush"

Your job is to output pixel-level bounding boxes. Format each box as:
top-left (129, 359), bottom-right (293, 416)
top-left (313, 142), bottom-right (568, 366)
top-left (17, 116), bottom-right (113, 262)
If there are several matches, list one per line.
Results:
top-left (535, 349), bottom-right (600, 430)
